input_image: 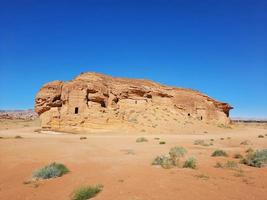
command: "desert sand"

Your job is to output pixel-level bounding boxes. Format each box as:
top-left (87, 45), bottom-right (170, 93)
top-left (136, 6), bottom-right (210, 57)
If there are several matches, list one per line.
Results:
top-left (0, 119), bottom-right (267, 200)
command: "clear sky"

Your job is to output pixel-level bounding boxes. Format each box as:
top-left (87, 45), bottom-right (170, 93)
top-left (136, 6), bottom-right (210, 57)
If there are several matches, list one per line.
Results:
top-left (0, 0), bottom-right (266, 118)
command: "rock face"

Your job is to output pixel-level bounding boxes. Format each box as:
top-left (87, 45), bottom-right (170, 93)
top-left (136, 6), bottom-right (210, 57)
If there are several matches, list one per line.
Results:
top-left (35, 72), bottom-right (233, 133)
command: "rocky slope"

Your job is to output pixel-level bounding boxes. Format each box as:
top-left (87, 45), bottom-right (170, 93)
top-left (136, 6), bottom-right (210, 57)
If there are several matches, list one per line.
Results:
top-left (35, 72), bottom-right (233, 133)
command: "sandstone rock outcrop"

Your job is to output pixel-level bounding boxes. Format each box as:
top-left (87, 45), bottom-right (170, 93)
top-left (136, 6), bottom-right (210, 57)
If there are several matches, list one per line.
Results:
top-left (35, 72), bottom-right (233, 133)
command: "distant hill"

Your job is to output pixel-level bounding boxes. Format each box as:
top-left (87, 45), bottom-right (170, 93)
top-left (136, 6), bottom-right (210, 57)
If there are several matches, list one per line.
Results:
top-left (0, 109), bottom-right (37, 120)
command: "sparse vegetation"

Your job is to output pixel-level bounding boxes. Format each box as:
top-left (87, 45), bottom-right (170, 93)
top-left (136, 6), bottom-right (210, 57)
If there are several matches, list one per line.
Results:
top-left (136, 137), bottom-right (148, 143)
top-left (241, 149), bottom-right (267, 168)
top-left (152, 147), bottom-right (197, 169)
top-left (220, 137), bottom-right (224, 140)
top-left (159, 141), bottom-right (166, 145)
top-left (72, 185), bottom-right (103, 200)
top-left (80, 136), bottom-right (87, 140)
top-left (258, 134), bottom-right (264, 138)
top-left (214, 161), bottom-right (238, 169)
top-left (15, 135), bottom-right (23, 139)
top-left (183, 157), bottom-right (197, 169)
top-left (194, 139), bottom-right (212, 146)
top-left (154, 137), bottom-right (160, 140)
top-left (211, 149), bottom-right (228, 157)
top-left (227, 137), bottom-right (231, 140)
top-left (32, 162), bottom-right (69, 179)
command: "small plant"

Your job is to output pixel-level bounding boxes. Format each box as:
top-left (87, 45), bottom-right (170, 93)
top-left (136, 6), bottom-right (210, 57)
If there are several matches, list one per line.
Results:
top-left (154, 137), bottom-right (160, 140)
top-left (233, 153), bottom-right (243, 159)
top-left (15, 135), bottom-right (23, 139)
top-left (211, 149), bottom-right (228, 157)
top-left (136, 137), bottom-right (148, 142)
top-left (183, 157), bottom-right (197, 169)
top-left (210, 139), bottom-right (214, 142)
top-left (220, 137), bottom-right (224, 140)
top-left (32, 162), bottom-right (69, 179)
top-left (80, 137), bottom-right (87, 140)
top-left (227, 137), bottom-right (231, 140)
top-left (159, 141), bottom-right (166, 145)
top-left (241, 149), bottom-right (267, 168)
top-left (72, 185), bottom-right (103, 200)
top-left (258, 135), bottom-right (264, 138)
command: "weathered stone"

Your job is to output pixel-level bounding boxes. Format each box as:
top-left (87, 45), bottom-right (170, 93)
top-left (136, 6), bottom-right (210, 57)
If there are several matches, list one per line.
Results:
top-left (35, 72), bottom-right (233, 133)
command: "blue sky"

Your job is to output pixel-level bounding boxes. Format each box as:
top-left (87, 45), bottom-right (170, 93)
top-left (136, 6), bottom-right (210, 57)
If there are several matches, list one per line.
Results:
top-left (0, 0), bottom-right (266, 118)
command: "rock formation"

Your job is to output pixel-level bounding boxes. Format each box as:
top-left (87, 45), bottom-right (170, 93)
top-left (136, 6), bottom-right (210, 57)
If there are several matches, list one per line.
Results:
top-left (35, 72), bottom-right (233, 133)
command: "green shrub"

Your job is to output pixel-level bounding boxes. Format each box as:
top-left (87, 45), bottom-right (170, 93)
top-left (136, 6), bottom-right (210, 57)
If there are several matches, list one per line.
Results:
top-left (183, 157), bottom-right (197, 169)
top-left (152, 146), bottom-right (190, 169)
top-left (211, 149), bottom-right (228, 157)
top-left (72, 185), bottom-right (103, 200)
top-left (32, 162), bottom-right (69, 179)
top-left (241, 149), bottom-right (267, 168)
top-left (159, 141), bottom-right (166, 145)
top-left (258, 135), bottom-right (264, 138)
top-left (136, 137), bottom-right (148, 143)
top-left (152, 155), bottom-right (173, 169)
top-left (169, 146), bottom-right (187, 160)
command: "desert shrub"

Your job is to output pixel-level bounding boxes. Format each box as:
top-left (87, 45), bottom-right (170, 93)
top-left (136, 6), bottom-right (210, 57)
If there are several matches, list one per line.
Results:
top-left (240, 140), bottom-right (252, 145)
top-left (241, 149), bottom-right (267, 168)
top-left (32, 162), bottom-right (69, 179)
top-left (227, 137), bottom-right (231, 140)
top-left (265, 134), bottom-right (267, 136)
top-left (136, 137), bottom-right (148, 143)
top-left (224, 161), bottom-right (238, 169)
top-left (194, 139), bottom-right (212, 146)
top-left (159, 141), bottom-right (166, 145)
top-left (80, 137), bottom-right (87, 140)
top-left (152, 155), bottom-right (173, 169)
top-left (169, 146), bottom-right (187, 160)
top-left (183, 157), bottom-right (197, 169)
top-left (72, 185), bottom-right (103, 200)
top-left (258, 135), bottom-right (264, 138)
top-left (211, 149), bottom-right (228, 157)
top-left (154, 137), bottom-right (160, 140)
top-left (15, 135), bottom-right (23, 139)
top-left (220, 137), bottom-right (224, 140)
top-left (152, 146), bottom-right (191, 169)
top-left (210, 138), bottom-right (214, 142)
top-left (233, 153), bottom-right (243, 159)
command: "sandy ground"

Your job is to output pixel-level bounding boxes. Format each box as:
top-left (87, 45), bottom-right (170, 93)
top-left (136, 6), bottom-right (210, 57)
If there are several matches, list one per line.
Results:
top-left (0, 120), bottom-right (267, 200)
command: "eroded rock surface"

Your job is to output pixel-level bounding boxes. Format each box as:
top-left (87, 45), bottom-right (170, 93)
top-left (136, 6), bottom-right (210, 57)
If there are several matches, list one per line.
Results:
top-left (35, 72), bottom-right (233, 133)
